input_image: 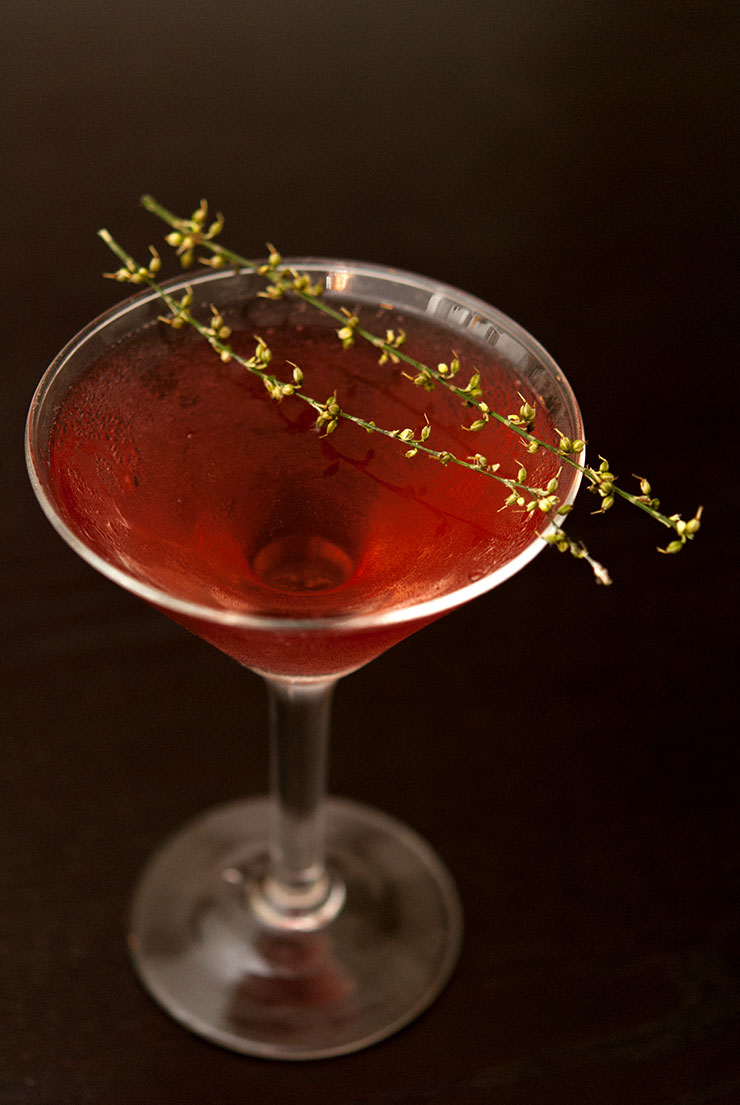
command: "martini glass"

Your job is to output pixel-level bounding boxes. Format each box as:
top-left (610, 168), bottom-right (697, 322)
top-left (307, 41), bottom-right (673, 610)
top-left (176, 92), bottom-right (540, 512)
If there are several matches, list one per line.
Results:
top-left (26, 260), bottom-right (583, 1059)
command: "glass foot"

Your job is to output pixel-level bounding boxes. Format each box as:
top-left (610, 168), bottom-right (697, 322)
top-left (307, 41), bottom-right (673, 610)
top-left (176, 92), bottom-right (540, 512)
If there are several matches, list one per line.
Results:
top-left (128, 796), bottom-right (463, 1059)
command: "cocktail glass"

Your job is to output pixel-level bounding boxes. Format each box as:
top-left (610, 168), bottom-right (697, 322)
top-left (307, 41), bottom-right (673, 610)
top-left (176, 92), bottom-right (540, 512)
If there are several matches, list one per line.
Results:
top-left (25, 260), bottom-right (583, 1059)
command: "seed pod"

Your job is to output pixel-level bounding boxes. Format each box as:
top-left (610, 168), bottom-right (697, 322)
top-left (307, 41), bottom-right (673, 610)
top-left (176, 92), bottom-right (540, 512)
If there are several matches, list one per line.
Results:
top-left (660, 540), bottom-right (684, 555)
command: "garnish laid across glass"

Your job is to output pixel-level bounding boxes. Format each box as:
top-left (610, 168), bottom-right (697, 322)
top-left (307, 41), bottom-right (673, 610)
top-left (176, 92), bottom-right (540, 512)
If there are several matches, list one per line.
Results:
top-left (24, 199), bottom-right (699, 1059)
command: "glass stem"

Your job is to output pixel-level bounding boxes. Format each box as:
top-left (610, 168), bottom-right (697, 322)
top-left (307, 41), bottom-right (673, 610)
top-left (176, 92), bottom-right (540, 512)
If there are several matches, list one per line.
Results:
top-left (254, 676), bottom-right (345, 930)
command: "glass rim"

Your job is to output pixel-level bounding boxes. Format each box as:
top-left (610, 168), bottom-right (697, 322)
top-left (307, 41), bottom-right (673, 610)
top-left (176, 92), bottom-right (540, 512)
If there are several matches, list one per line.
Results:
top-left (25, 259), bottom-right (584, 635)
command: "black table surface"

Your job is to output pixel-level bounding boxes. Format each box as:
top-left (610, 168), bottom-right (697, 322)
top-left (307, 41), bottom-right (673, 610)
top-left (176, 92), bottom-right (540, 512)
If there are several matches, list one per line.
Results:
top-left (2, 2), bottom-right (738, 1102)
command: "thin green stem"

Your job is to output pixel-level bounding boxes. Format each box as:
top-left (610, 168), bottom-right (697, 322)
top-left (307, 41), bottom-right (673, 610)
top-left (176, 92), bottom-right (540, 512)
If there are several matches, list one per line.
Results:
top-left (99, 226), bottom-right (613, 578)
top-left (102, 199), bottom-right (704, 568)
top-left (139, 196), bottom-right (682, 534)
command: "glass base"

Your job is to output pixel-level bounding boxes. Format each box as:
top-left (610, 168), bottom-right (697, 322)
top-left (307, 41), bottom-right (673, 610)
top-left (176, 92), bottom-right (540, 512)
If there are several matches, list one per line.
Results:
top-left (128, 796), bottom-right (463, 1059)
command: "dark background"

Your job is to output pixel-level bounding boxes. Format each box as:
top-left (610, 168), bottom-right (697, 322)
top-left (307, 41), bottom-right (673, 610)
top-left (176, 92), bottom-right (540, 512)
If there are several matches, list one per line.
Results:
top-left (1, 2), bottom-right (737, 1102)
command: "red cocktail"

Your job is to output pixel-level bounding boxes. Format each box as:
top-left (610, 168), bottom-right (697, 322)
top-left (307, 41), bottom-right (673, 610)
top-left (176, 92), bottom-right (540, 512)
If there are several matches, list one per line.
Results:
top-left (27, 260), bottom-right (583, 1058)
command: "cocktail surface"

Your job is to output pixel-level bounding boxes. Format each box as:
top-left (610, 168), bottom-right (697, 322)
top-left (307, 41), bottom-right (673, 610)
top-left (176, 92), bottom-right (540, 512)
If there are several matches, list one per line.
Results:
top-left (48, 298), bottom-right (562, 673)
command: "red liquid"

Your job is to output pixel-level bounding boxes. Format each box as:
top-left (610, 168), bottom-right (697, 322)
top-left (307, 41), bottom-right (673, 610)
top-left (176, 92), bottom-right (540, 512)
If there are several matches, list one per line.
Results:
top-left (48, 299), bottom-right (565, 675)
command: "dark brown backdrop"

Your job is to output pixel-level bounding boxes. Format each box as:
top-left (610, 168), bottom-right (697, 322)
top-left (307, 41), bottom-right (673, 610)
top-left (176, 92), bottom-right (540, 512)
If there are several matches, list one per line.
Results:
top-left (2, 2), bottom-right (737, 1102)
